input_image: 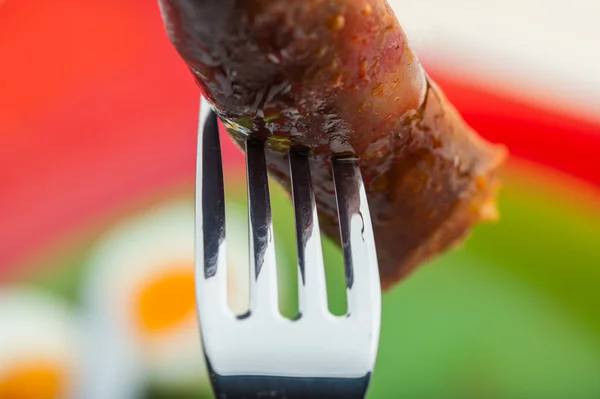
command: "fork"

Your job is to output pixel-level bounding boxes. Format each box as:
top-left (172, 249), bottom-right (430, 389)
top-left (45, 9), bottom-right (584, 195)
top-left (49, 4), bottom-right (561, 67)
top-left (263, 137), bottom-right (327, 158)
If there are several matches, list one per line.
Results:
top-left (195, 95), bottom-right (382, 399)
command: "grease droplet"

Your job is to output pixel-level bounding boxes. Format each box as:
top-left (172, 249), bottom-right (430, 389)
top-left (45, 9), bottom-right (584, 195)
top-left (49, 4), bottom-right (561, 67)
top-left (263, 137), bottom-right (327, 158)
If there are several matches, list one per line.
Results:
top-left (328, 14), bottom-right (345, 30)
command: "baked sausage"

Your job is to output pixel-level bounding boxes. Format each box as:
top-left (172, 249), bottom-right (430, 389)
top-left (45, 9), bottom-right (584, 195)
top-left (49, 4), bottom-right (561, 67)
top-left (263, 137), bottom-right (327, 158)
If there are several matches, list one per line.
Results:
top-left (159, 0), bottom-right (507, 288)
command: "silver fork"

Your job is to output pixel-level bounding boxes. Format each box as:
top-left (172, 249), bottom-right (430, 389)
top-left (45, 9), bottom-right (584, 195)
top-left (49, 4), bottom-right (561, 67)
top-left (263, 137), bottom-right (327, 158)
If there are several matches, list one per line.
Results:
top-left (195, 95), bottom-right (381, 399)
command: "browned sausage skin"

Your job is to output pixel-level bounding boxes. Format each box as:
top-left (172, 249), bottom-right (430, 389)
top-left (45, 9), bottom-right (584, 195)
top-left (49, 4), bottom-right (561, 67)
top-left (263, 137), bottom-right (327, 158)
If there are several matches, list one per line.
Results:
top-left (159, 0), bottom-right (507, 288)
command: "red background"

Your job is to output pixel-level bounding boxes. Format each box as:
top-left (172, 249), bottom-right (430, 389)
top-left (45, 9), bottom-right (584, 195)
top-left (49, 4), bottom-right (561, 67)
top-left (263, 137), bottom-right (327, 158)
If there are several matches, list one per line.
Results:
top-left (1, 0), bottom-right (599, 273)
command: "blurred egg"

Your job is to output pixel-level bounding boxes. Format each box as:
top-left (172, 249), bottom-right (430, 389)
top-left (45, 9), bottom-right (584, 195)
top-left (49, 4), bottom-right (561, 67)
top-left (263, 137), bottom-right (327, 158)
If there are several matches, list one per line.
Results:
top-left (0, 288), bottom-right (81, 399)
top-left (81, 198), bottom-right (252, 397)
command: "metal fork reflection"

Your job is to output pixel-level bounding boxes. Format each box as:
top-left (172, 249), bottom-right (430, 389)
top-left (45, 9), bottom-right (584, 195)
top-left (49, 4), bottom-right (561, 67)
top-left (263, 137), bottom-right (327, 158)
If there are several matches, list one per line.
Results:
top-left (195, 96), bottom-right (381, 399)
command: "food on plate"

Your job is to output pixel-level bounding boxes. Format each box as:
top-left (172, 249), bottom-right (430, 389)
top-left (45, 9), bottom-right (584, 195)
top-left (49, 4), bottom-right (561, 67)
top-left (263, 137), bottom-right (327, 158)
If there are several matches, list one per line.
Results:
top-left (82, 201), bottom-right (207, 397)
top-left (159, 0), bottom-right (507, 287)
top-left (0, 289), bottom-right (81, 399)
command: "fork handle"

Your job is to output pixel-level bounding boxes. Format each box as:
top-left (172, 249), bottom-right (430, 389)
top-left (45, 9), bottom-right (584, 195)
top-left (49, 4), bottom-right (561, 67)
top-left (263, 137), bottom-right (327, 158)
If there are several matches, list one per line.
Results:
top-left (210, 374), bottom-right (371, 399)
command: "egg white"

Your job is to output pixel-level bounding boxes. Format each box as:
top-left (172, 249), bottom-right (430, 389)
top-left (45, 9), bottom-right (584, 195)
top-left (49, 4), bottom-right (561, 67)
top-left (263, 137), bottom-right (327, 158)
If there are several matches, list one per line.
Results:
top-left (0, 288), bottom-right (81, 399)
top-left (81, 198), bottom-right (258, 397)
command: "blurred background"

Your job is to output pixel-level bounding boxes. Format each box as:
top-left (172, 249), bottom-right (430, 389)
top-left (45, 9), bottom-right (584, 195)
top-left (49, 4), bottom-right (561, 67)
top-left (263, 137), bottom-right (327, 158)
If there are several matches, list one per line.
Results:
top-left (1, 0), bottom-right (599, 398)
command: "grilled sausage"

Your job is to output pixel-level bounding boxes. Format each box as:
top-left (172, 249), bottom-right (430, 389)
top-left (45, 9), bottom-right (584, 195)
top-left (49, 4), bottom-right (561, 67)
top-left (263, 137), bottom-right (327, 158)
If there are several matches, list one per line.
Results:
top-left (159, 0), bottom-right (507, 288)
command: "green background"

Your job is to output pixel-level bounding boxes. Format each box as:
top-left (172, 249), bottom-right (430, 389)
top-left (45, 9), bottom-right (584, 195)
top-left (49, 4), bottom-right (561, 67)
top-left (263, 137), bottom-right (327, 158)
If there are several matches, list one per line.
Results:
top-left (21, 170), bottom-right (600, 399)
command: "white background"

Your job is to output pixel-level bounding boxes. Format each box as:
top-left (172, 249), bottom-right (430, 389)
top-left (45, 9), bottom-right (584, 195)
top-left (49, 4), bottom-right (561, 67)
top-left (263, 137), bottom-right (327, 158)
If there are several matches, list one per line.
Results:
top-left (389, 0), bottom-right (600, 120)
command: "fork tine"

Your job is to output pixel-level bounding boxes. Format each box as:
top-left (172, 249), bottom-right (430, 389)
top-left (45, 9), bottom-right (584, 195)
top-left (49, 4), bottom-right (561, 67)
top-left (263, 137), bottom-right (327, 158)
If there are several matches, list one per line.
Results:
top-left (245, 139), bottom-right (279, 316)
top-left (289, 150), bottom-right (328, 317)
top-left (196, 97), bottom-right (228, 313)
top-left (332, 157), bottom-right (381, 317)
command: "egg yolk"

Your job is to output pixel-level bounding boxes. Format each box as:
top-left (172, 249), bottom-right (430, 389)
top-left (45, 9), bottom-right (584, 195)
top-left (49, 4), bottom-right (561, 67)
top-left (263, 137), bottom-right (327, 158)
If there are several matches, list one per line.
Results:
top-left (133, 265), bottom-right (196, 335)
top-left (0, 361), bottom-right (66, 399)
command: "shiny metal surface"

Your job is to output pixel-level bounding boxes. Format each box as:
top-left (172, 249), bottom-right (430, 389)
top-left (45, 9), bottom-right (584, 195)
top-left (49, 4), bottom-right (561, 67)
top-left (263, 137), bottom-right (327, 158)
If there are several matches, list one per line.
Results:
top-left (195, 96), bottom-right (381, 399)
